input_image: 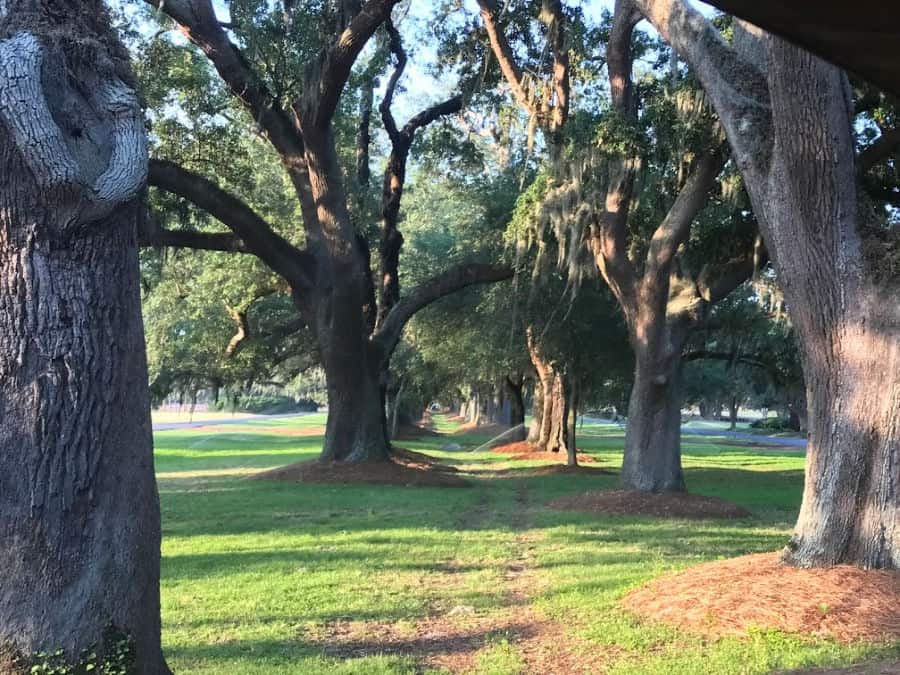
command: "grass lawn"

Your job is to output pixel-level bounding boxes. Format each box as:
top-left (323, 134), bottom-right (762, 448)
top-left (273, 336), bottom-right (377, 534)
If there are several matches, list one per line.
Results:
top-left (155, 415), bottom-right (898, 674)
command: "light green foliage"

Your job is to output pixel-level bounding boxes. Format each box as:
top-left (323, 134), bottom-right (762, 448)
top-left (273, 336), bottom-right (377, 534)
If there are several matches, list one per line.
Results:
top-left (154, 415), bottom-right (898, 673)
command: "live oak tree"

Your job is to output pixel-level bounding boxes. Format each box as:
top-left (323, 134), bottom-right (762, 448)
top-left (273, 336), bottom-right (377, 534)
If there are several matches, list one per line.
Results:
top-left (141, 0), bottom-right (511, 462)
top-left (478, 0), bottom-right (761, 490)
top-left (0, 1), bottom-right (167, 671)
top-left (633, 0), bottom-right (899, 568)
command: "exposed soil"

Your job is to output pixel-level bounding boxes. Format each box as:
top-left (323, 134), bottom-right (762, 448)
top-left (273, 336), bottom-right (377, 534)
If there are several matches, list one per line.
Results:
top-left (623, 552), bottom-right (900, 644)
top-left (548, 489), bottom-right (751, 519)
top-left (303, 479), bottom-right (613, 673)
top-left (492, 441), bottom-right (599, 464)
top-left (248, 448), bottom-right (470, 488)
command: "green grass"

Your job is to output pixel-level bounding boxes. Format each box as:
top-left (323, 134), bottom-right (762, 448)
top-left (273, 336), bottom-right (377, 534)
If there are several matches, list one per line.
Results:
top-left (156, 414), bottom-right (898, 674)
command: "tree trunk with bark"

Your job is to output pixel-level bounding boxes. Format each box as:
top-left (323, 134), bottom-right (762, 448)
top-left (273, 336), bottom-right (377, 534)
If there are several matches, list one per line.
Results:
top-left (632, 0), bottom-right (899, 567)
top-left (0, 4), bottom-right (167, 670)
top-left (766, 42), bottom-right (899, 568)
top-left (621, 320), bottom-right (690, 492)
top-left (526, 329), bottom-right (572, 453)
top-left (504, 374), bottom-right (527, 441)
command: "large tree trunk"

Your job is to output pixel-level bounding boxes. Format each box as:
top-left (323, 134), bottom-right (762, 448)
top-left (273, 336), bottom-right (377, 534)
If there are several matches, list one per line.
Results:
top-left (620, 313), bottom-right (690, 492)
top-left (0, 7), bottom-right (166, 670)
top-left (317, 310), bottom-right (390, 462)
top-left (764, 42), bottom-right (899, 568)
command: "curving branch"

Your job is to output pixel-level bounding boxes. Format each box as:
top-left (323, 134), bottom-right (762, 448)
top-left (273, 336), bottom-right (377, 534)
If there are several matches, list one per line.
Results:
top-left (591, 1), bottom-right (642, 307)
top-left (140, 226), bottom-right (250, 253)
top-left (629, 0), bottom-right (771, 188)
top-left (644, 149), bottom-right (725, 280)
top-left (380, 18), bottom-right (407, 144)
top-left (373, 263), bottom-right (514, 357)
top-left (476, 0), bottom-right (532, 114)
top-left (144, 0), bottom-right (304, 162)
top-left (224, 305), bottom-right (250, 356)
top-left (0, 33), bottom-right (79, 189)
top-left (148, 159), bottom-right (314, 289)
top-left (304, 0), bottom-right (400, 128)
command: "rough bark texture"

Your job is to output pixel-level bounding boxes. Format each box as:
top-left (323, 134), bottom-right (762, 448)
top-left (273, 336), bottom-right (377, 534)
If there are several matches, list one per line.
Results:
top-left (766, 42), bottom-right (899, 569)
top-left (0, 4), bottom-right (166, 670)
top-left (633, 0), bottom-right (899, 568)
top-left (620, 319), bottom-right (690, 492)
top-left (527, 329), bottom-right (571, 454)
top-left (504, 374), bottom-right (527, 441)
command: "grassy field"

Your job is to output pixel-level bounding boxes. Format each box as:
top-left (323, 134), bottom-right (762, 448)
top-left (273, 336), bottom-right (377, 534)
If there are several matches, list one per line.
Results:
top-left (155, 415), bottom-right (897, 674)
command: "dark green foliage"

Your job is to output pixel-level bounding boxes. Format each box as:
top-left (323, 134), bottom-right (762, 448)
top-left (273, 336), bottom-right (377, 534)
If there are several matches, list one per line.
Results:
top-left (214, 394), bottom-right (319, 414)
top-left (13, 626), bottom-right (134, 675)
top-left (750, 417), bottom-right (799, 432)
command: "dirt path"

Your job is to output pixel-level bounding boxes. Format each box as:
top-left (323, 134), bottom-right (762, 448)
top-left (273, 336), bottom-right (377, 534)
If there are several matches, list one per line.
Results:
top-left (309, 481), bottom-right (610, 673)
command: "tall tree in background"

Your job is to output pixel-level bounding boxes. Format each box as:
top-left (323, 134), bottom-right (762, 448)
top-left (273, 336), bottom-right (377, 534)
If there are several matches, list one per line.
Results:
top-left (0, 1), bottom-right (166, 671)
top-left (478, 0), bottom-right (761, 490)
top-left (142, 0), bottom-right (511, 462)
top-left (633, 0), bottom-right (899, 568)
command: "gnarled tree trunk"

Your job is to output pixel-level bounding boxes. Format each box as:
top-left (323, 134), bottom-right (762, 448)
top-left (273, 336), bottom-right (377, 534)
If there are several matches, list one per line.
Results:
top-left (0, 6), bottom-right (167, 671)
top-left (632, 0), bottom-right (899, 566)
top-left (765, 42), bottom-right (898, 568)
top-left (526, 329), bottom-right (572, 453)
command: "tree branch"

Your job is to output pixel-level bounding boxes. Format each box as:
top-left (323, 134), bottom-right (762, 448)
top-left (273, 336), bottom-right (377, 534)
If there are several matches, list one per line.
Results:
top-left (305, 0), bottom-right (400, 128)
top-left (144, 0), bottom-right (304, 162)
top-left (541, 0), bottom-right (570, 131)
top-left (590, 1), bottom-right (642, 309)
top-left (698, 239), bottom-right (766, 305)
top-left (858, 125), bottom-right (900, 173)
top-left (224, 305), bottom-right (250, 356)
top-left (645, 149), bottom-right (725, 280)
top-left (629, 0), bottom-right (771, 187)
top-left (373, 263), bottom-right (514, 356)
top-left (476, 0), bottom-right (533, 114)
top-left (140, 226), bottom-right (250, 253)
top-left (148, 159), bottom-right (314, 289)
top-left (380, 18), bottom-right (406, 145)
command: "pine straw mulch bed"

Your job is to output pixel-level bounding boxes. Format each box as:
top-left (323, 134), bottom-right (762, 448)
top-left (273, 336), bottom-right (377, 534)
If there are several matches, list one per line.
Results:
top-left (548, 489), bottom-right (751, 519)
top-left (248, 448), bottom-right (471, 488)
top-left (491, 440), bottom-right (599, 465)
top-left (623, 552), bottom-right (900, 645)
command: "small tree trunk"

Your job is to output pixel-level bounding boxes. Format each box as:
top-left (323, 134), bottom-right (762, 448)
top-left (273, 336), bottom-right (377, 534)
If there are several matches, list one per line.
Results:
top-left (567, 378), bottom-right (579, 467)
top-left (390, 379), bottom-right (405, 440)
top-left (527, 379), bottom-right (544, 443)
top-left (504, 375), bottom-right (527, 442)
top-left (729, 396), bottom-right (738, 431)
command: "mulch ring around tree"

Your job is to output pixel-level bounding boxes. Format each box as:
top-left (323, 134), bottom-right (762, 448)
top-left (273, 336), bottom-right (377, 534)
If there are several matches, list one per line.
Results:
top-left (491, 441), bottom-right (600, 465)
top-left (548, 489), bottom-right (751, 519)
top-left (622, 552), bottom-right (900, 644)
top-left (248, 447), bottom-right (471, 488)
